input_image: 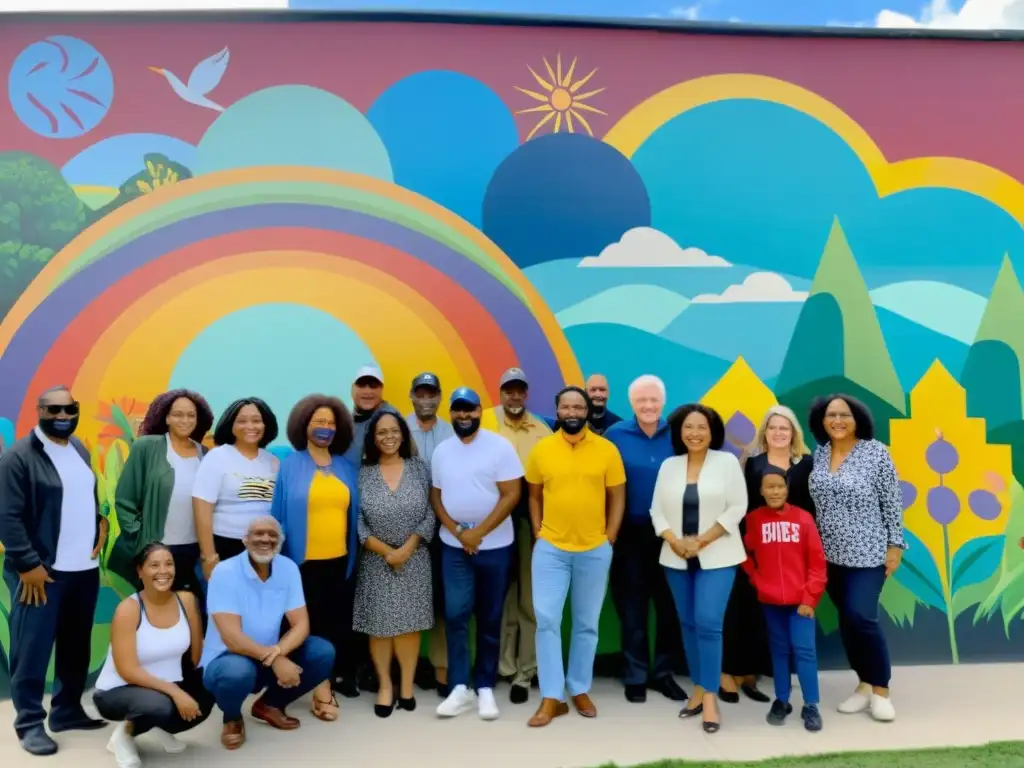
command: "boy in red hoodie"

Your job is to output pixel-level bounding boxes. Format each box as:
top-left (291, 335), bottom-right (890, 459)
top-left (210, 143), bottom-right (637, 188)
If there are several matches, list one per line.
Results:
top-left (742, 466), bottom-right (827, 732)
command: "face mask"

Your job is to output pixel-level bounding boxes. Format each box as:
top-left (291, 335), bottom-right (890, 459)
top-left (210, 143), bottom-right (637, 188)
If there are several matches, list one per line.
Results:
top-left (559, 418), bottom-right (586, 435)
top-left (413, 398), bottom-right (440, 419)
top-left (310, 427), bottom-right (335, 445)
top-left (39, 416), bottom-right (79, 439)
top-left (452, 418), bottom-right (481, 439)
top-left (505, 405), bottom-right (524, 417)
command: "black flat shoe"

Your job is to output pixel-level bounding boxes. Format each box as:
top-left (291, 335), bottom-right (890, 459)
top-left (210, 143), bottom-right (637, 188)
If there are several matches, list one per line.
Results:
top-left (397, 696), bottom-right (417, 712)
top-left (718, 687), bottom-right (740, 704)
top-left (703, 719), bottom-right (721, 734)
top-left (436, 683), bottom-right (450, 699)
top-left (374, 696), bottom-right (397, 718)
top-left (48, 714), bottom-right (106, 732)
top-left (19, 726), bottom-right (58, 756)
top-left (766, 699), bottom-right (793, 726)
top-left (741, 683), bottom-right (771, 703)
top-left (624, 683), bottom-right (647, 703)
top-left (678, 703), bottom-right (703, 718)
top-left (509, 683), bottom-right (530, 705)
top-left (649, 676), bottom-right (687, 702)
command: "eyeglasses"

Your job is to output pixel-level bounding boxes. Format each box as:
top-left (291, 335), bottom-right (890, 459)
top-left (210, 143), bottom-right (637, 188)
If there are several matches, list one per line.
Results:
top-left (42, 402), bottom-right (79, 416)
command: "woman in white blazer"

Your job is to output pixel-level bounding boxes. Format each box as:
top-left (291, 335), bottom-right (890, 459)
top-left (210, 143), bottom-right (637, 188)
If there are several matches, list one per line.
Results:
top-left (650, 404), bottom-right (748, 734)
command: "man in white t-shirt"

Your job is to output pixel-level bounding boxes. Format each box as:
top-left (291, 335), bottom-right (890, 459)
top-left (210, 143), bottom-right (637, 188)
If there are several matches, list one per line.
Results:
top-left (430, 387), bottom-right (523, 721)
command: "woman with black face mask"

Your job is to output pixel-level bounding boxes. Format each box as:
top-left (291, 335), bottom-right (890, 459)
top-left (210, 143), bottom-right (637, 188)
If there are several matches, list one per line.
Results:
top-left (269, 395), bottom-right (360, 721)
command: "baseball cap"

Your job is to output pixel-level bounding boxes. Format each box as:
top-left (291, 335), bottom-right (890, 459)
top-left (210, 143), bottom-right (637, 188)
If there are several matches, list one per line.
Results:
top-left (411, 372), bottom-right (441, 391)
top-left (499, 367), bottom-right (528, 389)
top-left (450, 387), bottom-right (481, 408)
top-left (353, 365), bottom-right (384, 385)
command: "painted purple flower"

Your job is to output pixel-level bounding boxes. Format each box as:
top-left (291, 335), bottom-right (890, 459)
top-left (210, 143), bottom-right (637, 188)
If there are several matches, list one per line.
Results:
top-left (968, 489), bottom-right (1002, 521)
top-left (925, 436), bottom-right (959, 475)
top-left (899, 480), bottom-right (918, 511)
top-left (726, 412), bottom-right (756, 445)
top-left (927, 486), bottom-right (960, 525)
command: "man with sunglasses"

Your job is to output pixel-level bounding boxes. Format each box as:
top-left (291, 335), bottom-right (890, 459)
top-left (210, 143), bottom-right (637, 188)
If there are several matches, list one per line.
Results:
top-left (0, 386), bottom-right (109, 755)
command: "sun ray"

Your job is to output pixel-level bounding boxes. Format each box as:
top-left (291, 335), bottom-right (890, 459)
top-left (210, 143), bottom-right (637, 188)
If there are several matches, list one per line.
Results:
top-left (570, 68), bottom-right (598, 93)
top-left (542, 58), bottom-right (558, 89)
top-left (573, 88), bottom-right (606, 101)
top-left (566, 109), bottom-right (575, 133)
top-left (554, 112), bottom-right (563, 133)
top-left (562, 56), bottom-right (577, 87)
top-left (515, 104), bottom-right (555, 115)
top-left (556, 53), bottom-right (563, 86)
top-left (525, 110), bottom-right (557, 141)
top-left (527, 65), bottom-right (554, 92)
top-left (570, 102), bottom-right (608, 116)
top-left (569, 108), bottom-right (594, 136)
top-left (514, 85), bottom-right (551, 103)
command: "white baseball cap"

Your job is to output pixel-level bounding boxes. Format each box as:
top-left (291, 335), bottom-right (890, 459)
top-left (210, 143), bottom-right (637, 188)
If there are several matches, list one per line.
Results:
top-left (354, 365), bottom-right (384, 385)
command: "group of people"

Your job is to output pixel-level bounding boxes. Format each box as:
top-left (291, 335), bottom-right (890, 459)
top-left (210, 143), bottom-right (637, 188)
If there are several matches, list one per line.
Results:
top-left (0, 364), bottom-right (907, 765)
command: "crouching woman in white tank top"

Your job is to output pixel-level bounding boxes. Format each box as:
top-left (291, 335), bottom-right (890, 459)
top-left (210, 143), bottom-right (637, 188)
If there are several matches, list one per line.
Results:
top-left (93, 542), bottom-right (214, 767)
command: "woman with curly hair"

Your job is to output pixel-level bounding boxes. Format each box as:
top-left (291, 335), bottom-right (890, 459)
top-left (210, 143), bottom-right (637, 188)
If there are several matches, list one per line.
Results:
top-left (193, 398), bottom-right (280, 580)
top-left (650, 403), bottom-right (748, 734)
top-left (270, 394), bottom-right (360, 722)
top-left (109, 389), bottom-right (215, 593)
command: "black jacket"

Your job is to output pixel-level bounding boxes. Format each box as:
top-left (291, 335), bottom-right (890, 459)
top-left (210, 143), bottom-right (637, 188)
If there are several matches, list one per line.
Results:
top-left (0, 431), bottom-right (102, 575)
top-left (742, 452), bottom-right (816, 519)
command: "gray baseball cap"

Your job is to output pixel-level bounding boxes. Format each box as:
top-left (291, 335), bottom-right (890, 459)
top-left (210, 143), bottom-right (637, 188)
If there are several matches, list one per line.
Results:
top-left (499, 367), bottom-right (528, 389)
top-left (411, 372), bottom-right (441, 391)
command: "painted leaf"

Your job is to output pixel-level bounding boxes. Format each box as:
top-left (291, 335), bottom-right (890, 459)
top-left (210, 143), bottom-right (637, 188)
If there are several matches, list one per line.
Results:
top-left (892, 529), bottom-right (947, 612)
top-left (952, 572), bottom-right (999, 620)
top-left (951, 535), bottom-right (1005, 593)
top-left (815, 592), bottom-right (838, 635)
top-left (879, 575), bottom-right (918, 627)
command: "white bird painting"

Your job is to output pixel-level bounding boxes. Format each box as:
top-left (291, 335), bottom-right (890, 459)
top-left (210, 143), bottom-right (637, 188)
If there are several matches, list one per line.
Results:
top-left (149, 47), bottom-right (230, 112)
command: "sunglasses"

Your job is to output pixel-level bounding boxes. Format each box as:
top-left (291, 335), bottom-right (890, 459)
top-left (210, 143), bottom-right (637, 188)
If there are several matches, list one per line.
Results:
top-left (41, 402), bottom-right (80, 416)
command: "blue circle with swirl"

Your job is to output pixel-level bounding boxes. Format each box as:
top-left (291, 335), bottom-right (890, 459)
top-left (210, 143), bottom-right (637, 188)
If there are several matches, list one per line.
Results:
top-left (9, 35), bottom-right (114, 139)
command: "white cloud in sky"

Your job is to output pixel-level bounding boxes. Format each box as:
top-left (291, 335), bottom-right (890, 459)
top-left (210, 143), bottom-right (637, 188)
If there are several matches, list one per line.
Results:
top-left (691, 272), bottom-right (808, 303)
top-left (669, 5), bottom-right (702, 20)
top-left (0, 0), bottom-right (286, 10)
top-left (578, 227), bottom-right (732, 268)
top-left (876, 0), bottom-right (1024, 29)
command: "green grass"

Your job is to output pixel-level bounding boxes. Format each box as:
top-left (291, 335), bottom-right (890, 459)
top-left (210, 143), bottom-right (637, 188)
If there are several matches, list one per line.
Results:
top-left (605, 742), bottom-right (1024, 768)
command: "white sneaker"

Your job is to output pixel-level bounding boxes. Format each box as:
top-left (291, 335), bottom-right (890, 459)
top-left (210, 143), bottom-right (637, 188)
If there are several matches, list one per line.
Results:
top-left (477, 688), bottom-right (500, 721)
top-left (837, 685), bottom-right (871, 714)
top-left (106, 722), bottom-right (141, 768)
top-left (870, 694), bottom-right (896, 722)
top-left (436, 684), bottom-right (477, 717)
top-left (150, 727), bottom-right (187, 753)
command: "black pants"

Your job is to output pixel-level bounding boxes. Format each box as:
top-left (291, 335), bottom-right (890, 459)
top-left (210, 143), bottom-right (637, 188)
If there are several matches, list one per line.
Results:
top-left (722, 568), bottom-right (771, 677)
top-left (826, 563), bottom-right (891, 688)
top-left (4, 567), bottom-right (99, 736)
top-left (213, 535), bottom-right (246, 562)
top-left (92, 670), bottom-right (214, 735)
top-left (167, 543), bottom-right (202, 596)
top-left (300, 556), bottom-right (356, 681)
top-left (610, 518), bottom-right (686, 685)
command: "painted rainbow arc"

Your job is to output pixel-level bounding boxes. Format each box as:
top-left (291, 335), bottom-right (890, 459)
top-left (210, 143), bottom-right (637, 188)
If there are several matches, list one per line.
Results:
top-left (0, 166), bottom-right (581, 436)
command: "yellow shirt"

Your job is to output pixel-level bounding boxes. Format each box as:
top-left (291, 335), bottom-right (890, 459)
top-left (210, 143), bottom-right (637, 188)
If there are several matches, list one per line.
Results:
top-left (481, 406), bottom-right (552, 466)
top-left (524, 429), bottom-right (626, 552)
top-left (305, 471), bottom-right (351, 561)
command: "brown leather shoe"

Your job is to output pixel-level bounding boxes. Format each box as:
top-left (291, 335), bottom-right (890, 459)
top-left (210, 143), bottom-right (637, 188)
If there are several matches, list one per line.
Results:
top-left (527, 697), bottom-right (570, 727)
top-left (572, 692), bottom-right (598, 718)
top-left (251, 697), bottom-right (301, 730)
top-left (221, 719), bottom-right (245, 750)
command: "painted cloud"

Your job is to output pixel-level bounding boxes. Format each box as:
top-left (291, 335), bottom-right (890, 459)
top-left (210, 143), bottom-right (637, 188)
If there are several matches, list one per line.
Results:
top-left (578, 226), bottom-right (732, 268)
top-left (691, 272), bottom-right (809, 303)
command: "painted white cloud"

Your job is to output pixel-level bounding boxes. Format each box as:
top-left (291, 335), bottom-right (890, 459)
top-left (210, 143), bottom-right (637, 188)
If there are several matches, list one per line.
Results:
top-left (578, 227), bottom-right (732, 268)
top-left (876, 0), bottom-right (1024, 29)
top-left (691, 272), bottom-right (808, 304)
top-left (0, 0), bottom-right (286, 10)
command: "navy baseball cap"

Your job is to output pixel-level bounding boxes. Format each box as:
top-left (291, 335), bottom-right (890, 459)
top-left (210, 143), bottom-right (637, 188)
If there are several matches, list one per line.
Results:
top-left (411, 372), bottom-right (441, 390)
top-left (450, 387), bottom-right (481, 408)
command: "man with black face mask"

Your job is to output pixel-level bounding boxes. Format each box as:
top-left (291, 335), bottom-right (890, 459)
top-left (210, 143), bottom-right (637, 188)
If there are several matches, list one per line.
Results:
top-left (430, 388), bottom-right (523, 721)
top-left (0, 386), bottom-right (109, 755)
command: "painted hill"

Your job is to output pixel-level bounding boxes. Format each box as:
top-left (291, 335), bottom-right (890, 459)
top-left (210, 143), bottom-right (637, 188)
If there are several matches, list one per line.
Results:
top-left (555, 284), bottom-right (690, 335)
top-left (876, 307), bottom-right (968, 393)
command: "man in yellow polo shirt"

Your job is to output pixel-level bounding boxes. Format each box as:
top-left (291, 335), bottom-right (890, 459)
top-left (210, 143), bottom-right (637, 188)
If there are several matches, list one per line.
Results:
top-left (482, 367), bottom-right (551, 705)
top-left (523, 386), bottom-right (626, 728)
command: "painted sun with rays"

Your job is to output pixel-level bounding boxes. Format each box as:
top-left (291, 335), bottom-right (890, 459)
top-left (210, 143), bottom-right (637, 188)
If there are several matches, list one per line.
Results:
top-left (514, 54), bottom-right (607, 140)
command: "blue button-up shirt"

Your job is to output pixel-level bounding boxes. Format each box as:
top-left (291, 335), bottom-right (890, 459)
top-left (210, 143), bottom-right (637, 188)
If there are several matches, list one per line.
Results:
top-left (604, 418), bottom-right (674, 521)
top-left (200, 552), bottom-right (306, 668)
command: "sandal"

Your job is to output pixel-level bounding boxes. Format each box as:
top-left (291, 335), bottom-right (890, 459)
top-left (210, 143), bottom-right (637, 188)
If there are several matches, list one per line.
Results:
top-left (311, 692), bottom-right (340, 722)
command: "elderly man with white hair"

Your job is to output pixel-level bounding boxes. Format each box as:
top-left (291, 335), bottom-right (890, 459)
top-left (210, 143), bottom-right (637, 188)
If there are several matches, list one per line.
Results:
top-left (200, 516), bottom-right (335, 751)
top-left (604, 375), bottom-right (687, 704)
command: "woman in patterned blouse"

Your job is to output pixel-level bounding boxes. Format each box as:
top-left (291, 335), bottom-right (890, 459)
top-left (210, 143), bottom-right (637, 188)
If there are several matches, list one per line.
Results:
top-left (807, 394), bottom-right (906, 724)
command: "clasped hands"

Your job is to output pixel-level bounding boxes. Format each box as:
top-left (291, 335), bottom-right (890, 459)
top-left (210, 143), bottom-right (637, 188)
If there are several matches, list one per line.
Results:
top-left (385, 540), bottom-right (416, 570)
top-left (260, 645), bottom-right (302, 688)
top-left (669, 535), bottom-right (703, 560)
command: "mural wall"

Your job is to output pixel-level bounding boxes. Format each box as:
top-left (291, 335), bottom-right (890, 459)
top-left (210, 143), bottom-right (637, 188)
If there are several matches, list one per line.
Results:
top-left (2, 15), bottom-right (1024, 695)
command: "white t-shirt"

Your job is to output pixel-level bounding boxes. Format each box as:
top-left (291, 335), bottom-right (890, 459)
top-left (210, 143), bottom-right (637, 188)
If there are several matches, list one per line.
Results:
top-left (191, 445), bottom-right (278, 540)
top-left (431, 430), bottom-right (523, 550)
top-left (163, 439), bottom-right (201, 546)
top-left (36, 427), bottom-right (98, 572)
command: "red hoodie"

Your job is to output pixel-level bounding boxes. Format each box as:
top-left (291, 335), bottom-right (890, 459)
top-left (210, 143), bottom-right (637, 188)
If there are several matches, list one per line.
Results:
top-left (741, 503), bottom-right (827, 608)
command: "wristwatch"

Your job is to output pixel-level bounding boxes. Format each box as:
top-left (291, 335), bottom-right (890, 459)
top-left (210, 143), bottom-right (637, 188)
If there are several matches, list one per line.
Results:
top-left (455, 523), bottom-right (469, 535)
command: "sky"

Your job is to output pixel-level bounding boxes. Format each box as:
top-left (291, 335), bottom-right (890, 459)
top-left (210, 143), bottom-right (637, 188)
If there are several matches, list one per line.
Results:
top-left (2, 0), bottom-right (1024, 30)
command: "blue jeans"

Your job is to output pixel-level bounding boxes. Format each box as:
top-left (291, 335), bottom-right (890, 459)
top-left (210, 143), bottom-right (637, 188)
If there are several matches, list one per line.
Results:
top-left (762, 605), bottom-right (820, 705)
top-left (826, 563), bottom-right (890, 688)
top-left (442, 543), bottom-right (513, 690)
top-left (202, 636), bottom-right (335, 722)
top-left (532, 538), bottom-right (612, 701)
top-left (664, 564), bottom-right (736, 692)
